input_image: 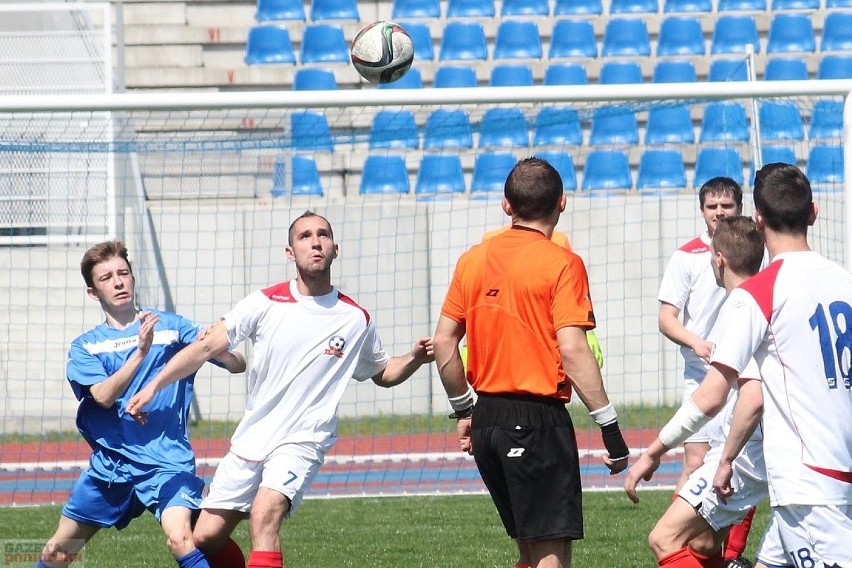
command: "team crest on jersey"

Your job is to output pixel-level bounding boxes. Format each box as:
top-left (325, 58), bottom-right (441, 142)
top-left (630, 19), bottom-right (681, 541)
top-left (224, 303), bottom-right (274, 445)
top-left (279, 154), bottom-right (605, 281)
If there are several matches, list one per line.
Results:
top-left (324, 335), bottom-right (346, 357)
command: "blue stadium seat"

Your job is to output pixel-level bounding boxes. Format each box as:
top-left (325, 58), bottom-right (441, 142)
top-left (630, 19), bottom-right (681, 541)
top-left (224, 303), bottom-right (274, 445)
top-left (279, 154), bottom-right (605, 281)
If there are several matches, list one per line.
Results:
top-left (818, 56), bottom-right (852, 80)
top-left (767, 13), bottom-right (815, 54)
top-left (533, 107), bottom-right (583, 146)
top-left (245, 26), bottom-right (296, 65)
top-left (827, 0), bottom-right (852, 6)
top-left (664, 0), bottom-right (712, 12)
top-left (637, 149), bottom-right (687, 190)
top-left (399, 22), bottom-right (434, 61)
top-left (424, 109), bottom-right (473, 149)
top-left (293, 68), bottom-right (336, 90)
top-left (291, 111), bottom-right (333, 151)
top-left (709, 58), bottom-right (748, 81)
top-left (272, 155), bottom-right (324, 196)
top-left (806, 145), bottom-right (844, 187)
top-left (582, 150), bottom-right (632, 191)
top-left (711, 16), bottom-right (760, 55)
top-left (256, 0), bottom-right (305, 21)
top-left (471, 152), bottom-right (516, 193)
top-left (439, 22), bottom-right (488, 61)
top-left (610, 0), bottom-right (659, 12)
top-left (590, 106), bottom-right (639, 145)
top-left (544, 63), bottom-right (589, 85)
top-left (554, 0), bottom-right (602, 14)
top-left (772, 0), bottom-right (818, 8)
top-left (549, 19), bottom-right (597, 59)
top-left (434, 66), bottom-right (478, 87)
top-left (309, 0), bottom-right (359, 20)
top-left (717, 0), bottom-right (766, 9)
top-left (653, 60), bottom-right (697, 83)
top-left (821, 12), bottom-right (852, 53)
top-left (758, 101), bottom-right (804, 141)
top-left (393, 0), bottom-right (441, 18)
top-left (645, 105), bottom-right (695, 144)
top-left (369, 110), bottom-right (419, 149)
top-left (378, 67), bottom-right (423, 89)
top-left (300, 24), bottom-right (349, 63)
top-left (446, 0), bottom-right (495, 17)
top-left (490, 64), bottom-right (535, 86)
top-left (602, 19), bottom-right (651, 57)
top-left (808, 99), bottom-right (843, 140)
top-left (694, 147), bottom-right (744, 187)
top-left (763, 57), bottom-right (808, 81)
top-left (534, 151), bottom-right (578, 190)
top-left (479, 108), bottom-right (529, 148)
top-left (599, 61), bottom-right (644, 84)
top-left (360, 155), bottom-right (410, 194)
top-left (699, 102), bottom-right (750, 142)
top-left (416, 155), bottom-right (466, 194)
top-left (657, 17), bottom-right (705, 56)
top-left (493, 21), bottom-right (543, 60)
top-left (760, 146), bottom-right (797, 166)
top-left (501, 0), bottom-right (550, 16)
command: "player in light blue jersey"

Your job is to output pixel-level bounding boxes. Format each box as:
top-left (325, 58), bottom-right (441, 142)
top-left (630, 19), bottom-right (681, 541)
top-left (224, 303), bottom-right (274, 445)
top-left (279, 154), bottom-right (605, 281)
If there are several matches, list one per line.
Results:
top-left (35, 240), bottom-right (247, 568)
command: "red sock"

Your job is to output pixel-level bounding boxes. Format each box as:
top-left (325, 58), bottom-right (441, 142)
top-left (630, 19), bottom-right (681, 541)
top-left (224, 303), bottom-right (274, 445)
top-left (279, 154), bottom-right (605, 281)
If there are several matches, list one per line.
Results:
top-left (724, 506), bottom-right (756, 561)
top-left (690, 548), bottom-right (722, 568)
top-left (247, 550), bottom-right (283, 568)
top-left (513, 564), bottom-right (532, 568)
top-left (207, 538), bottom-right (246, 568)
top-left (658, 547), bottom-right (722, 568)
top-left (659, 547), bottom-right (703, 567)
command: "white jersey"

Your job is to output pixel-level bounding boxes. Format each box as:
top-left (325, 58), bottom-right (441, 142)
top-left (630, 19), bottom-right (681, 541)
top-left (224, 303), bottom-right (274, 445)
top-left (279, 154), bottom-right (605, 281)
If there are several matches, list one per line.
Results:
top-left (658, 233), bottom-right (728, 381)
top-left (712, 251), bottom-right (852, 506)
top-left (222, 280), bottom-right (390, 461)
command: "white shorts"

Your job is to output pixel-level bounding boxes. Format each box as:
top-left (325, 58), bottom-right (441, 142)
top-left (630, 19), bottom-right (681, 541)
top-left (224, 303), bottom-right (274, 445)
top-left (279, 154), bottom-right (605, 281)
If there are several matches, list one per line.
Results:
top-left (755, 513), bottom-right (791, 568)
top-left (682, 381), bottom-right (711, 444)
top-left (772, 504), bottom-right (852, 567)
top-left (678, 454), bottom-right (767, 532)
top-left (201, 442), bottom-right (328, 517)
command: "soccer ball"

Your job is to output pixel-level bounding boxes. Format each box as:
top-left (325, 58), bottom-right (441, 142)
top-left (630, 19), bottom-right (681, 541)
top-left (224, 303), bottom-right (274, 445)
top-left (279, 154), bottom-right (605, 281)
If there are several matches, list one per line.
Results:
top-left (350, 21), bottom-right (414, 84)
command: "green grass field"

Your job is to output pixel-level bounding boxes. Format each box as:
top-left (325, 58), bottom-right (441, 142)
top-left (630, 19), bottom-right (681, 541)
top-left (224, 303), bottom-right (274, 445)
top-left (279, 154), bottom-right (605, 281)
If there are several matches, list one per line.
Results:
top-left (0, 491), bottom-right (769, 568)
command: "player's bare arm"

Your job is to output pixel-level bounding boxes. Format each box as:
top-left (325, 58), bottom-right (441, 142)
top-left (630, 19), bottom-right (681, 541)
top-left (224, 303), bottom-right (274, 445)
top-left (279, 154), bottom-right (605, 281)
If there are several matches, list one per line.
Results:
top-left (433, 315), bottom-right (474, 454)
top-left (371, 336), bottom-right (434, 388)
top-left (195, 321), bottom-right (246, 373)
top-left (659, 303), bottom-right (713, 361)
top-left (89, 311), bottom-right (159, 408)
top-left (125, 321), bottom-right (231, 421)
top-left (623, 364), bottom-right (735, 503)
top-left (558, 325), bottom-right (630, 474)
top-left (712, 378), bottom-right (763, 501)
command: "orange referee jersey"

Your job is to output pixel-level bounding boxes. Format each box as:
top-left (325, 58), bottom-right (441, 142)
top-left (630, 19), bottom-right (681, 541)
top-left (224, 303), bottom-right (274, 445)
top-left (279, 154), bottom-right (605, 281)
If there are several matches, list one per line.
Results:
top-left (441, 225), bottom-right (596, 400)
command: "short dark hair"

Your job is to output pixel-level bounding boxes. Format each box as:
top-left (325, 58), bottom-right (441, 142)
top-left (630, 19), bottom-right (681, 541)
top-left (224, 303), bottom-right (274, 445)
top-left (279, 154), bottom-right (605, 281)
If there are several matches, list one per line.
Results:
top-left (288, 210), bottom-right (334, 245)
top-left (712, 216), bottom-right (764, 277)
top-left (504, 157), bottom-right (563, 221)
top-left (80, 240), bottom-right (132, 288)
top-left (699, 176), bottom-right (743, 209)
top-left (753, 163), bottom-right (812, 235)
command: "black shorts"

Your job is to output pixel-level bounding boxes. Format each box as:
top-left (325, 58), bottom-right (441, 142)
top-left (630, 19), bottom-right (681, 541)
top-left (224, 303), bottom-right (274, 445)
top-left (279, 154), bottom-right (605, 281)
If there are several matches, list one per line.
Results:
top-left (471, 393), bottom-right (583, 543)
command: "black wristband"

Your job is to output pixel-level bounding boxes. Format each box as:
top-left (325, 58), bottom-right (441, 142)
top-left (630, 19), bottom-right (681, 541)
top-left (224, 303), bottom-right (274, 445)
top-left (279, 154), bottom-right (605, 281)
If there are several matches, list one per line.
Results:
top-left (600, 421), bottom-right (630, 461)
top-left (448, 405), bottom-right (473, 420)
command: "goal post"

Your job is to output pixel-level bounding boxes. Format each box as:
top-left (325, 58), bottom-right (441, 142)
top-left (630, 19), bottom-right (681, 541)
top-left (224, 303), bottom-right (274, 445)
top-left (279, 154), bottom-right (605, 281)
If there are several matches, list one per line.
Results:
top-left (1, 79), bottom-right (850, 499)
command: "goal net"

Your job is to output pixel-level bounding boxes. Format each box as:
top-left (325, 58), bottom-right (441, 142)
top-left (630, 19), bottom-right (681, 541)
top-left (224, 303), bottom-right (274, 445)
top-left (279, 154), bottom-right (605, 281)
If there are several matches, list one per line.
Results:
top-left (1, 81), bottom-right (849, 503)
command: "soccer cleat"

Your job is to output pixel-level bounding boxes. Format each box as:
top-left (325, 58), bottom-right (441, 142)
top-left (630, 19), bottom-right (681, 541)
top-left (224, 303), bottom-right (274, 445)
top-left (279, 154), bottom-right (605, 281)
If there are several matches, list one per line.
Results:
top-left (722, 557), bottom-right (753, 568)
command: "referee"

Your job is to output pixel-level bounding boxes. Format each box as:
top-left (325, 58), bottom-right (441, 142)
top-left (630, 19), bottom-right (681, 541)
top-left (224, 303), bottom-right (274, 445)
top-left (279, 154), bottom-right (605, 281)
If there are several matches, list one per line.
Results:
top-left (434, 157), bottom-right (630, 568)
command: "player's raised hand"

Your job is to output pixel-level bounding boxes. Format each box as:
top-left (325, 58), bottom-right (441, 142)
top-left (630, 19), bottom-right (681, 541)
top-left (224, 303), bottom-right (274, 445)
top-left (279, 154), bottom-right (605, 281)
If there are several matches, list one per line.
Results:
top-left (623, 453), bottom-right (661, 504)
top-left (125, 385), bottom-right (155, 424)
top-left (137, 312), bottom-right (159, 356)
top-left (412, 336), bottom-right (435, 363)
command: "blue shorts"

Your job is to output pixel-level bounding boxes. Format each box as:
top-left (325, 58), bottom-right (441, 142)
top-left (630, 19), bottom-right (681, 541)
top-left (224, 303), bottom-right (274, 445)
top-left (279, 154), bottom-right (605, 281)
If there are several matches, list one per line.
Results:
top-left (62, 466), bottom-right (204, 530)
